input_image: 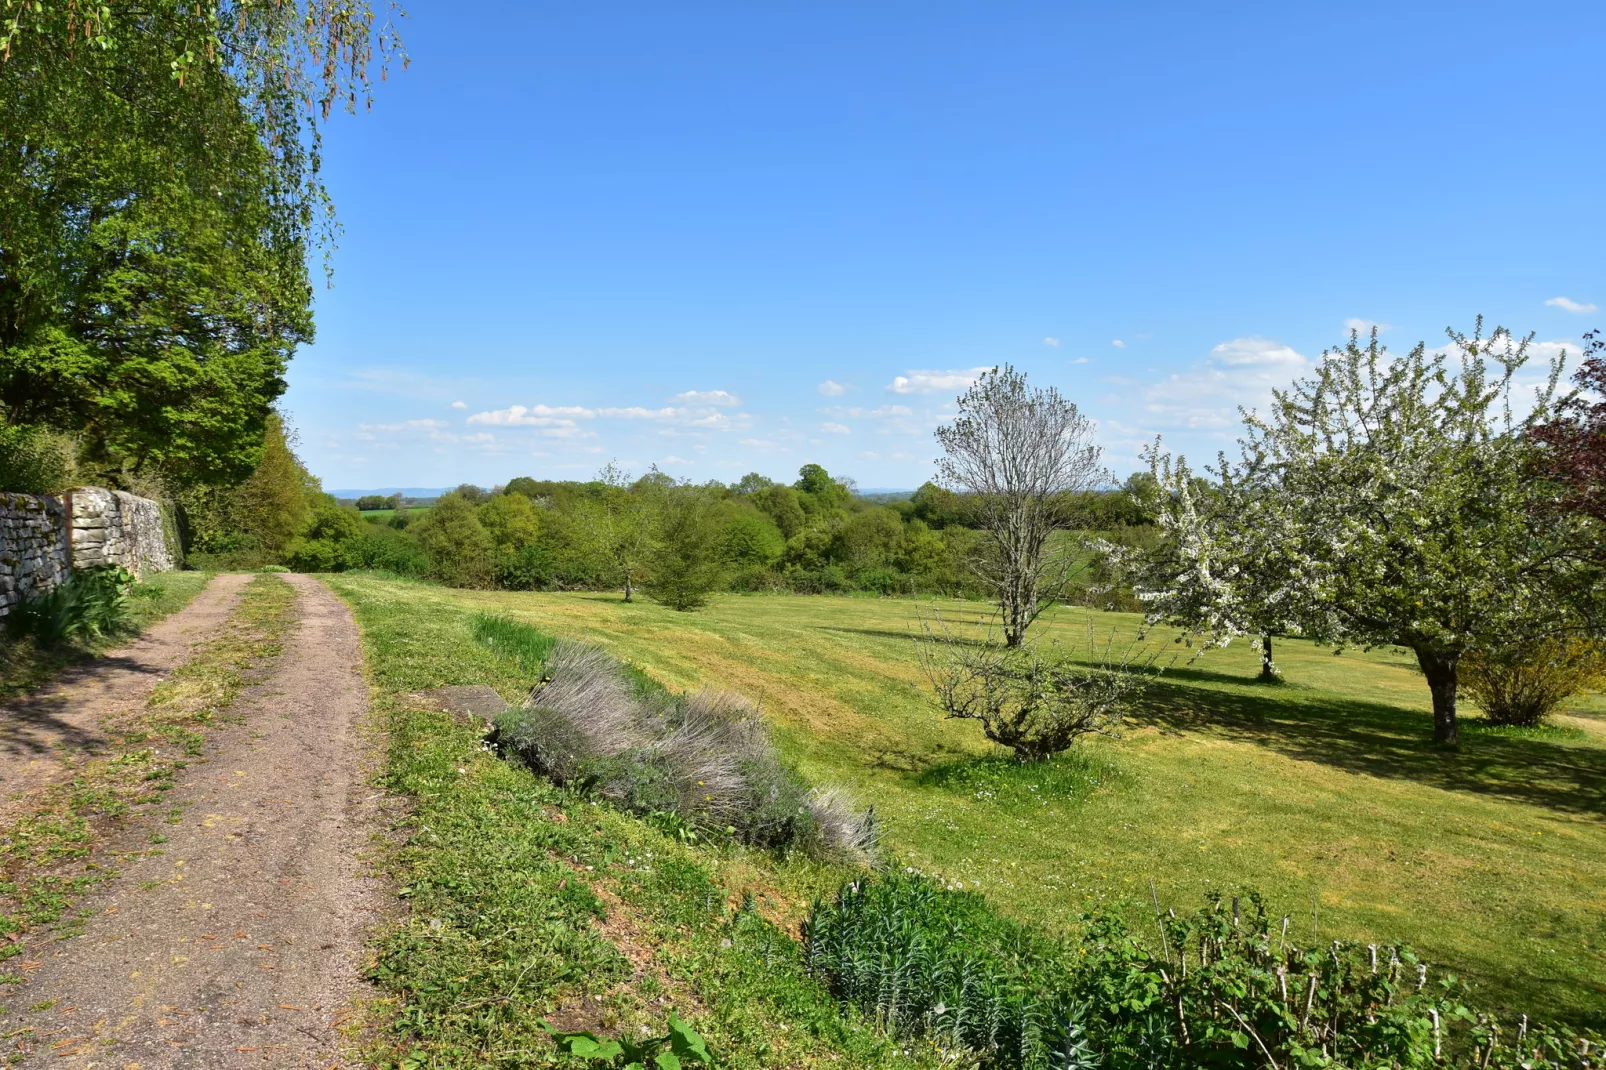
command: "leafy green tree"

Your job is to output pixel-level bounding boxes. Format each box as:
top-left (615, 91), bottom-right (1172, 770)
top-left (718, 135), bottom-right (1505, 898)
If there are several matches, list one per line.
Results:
top-left (503, 476), bottom-right (542, 500)
top-left (719, 507), bottom-right (786, 568)
top-left (411, 494), bottom-right (495, 588)
top-left (752, 484), bottom-right (807, 538)
top-left (478, 492), bottom-right (542, 552)
top-left (284, 501), bottom-right (365, 572)
top-left (580, 462), bottom-right (655, 602)
top-left (355, 495), bottom-right (390, 511)
top-left (177, 412), bottom-right (320, 559)
top-left (1146, 324), bottom-right (1606, 745)
top-left (643, 486), bottom-right (727, 611)
top-left (794, 463), bottom-right (853, 515)
top-left (0, 17), bottom-right (312, 487)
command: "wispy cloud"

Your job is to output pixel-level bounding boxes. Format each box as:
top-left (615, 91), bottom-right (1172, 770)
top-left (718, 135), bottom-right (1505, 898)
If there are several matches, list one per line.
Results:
top-left (1344, 317), bottom-right (1390, 335)
top-left (1043, 337), bottom-right (1061, 347)
top-left (674, 389), bottom-right (741, 407)
top-left (1546, 296), bottom-right (1598, 314)
top-left (822, 422), bottom-right (851, 435)
top-left (887, 367), bottom-right (991, 395)
top-left (1142, 336), bottom-right (1312, 430)
top-left (1111, 339), bottom-right (1126, 349)
top-left (817, 379), bottom-right (846, 397)
top-left (1070, 357), bottom-right (1090, 365)
top-left (450, 400), bottom-right (467, 409)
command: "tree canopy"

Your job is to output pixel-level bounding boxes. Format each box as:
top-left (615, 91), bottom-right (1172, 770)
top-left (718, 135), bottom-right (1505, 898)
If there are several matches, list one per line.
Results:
top-left (1137, 323), bottom-right (1606, 745)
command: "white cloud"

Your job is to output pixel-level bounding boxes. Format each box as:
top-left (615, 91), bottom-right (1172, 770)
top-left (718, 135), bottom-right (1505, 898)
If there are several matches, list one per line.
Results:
top-left (822, 422), bottom-right (851, 435)
top-left (887, 367), bottom-right (991, 395)
top-left (1043, 337), bottom-right (1061, 347)
top-left (674, 389), bottom-right (741, 407)
top-left (817, 379), bottom-right (846, 397)
top-left (360, 418), bottom-right (451, 432)
top-left (663, 455), bottom-right (691, 465)
top-left (1112, 339), bottom-right (1126, 349)
top-left (1070, 357), bottom-right (1090, 365)
top-left (1143, 336), bottom-right (1313, 430)
top-left (1344, 317), bottom-right (1390, 335)
top-left (468, 401), bottom-right (748, 430)
top-left (450, 400), bottom-right (467, 409)
top-left (1546, 296), bottom-right (1598, 314)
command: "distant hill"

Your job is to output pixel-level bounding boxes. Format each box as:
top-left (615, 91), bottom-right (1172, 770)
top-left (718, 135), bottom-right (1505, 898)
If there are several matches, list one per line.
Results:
top-left (856, 488), bottom-right (915, 504)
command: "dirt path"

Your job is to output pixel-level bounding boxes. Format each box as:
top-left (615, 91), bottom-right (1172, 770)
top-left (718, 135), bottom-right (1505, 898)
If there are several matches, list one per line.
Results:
top-left (0, 573), bottom-right (251, 821)
top-left (7, 575), bottom-right (382, 1068)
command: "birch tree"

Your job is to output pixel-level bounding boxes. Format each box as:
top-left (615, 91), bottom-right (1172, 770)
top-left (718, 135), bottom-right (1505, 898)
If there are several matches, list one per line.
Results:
top-left (935, 365), bottom-right (1105, 647)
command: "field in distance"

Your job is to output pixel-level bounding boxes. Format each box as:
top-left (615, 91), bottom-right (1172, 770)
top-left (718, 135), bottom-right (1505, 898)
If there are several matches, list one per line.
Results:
top-left (335, 574), bottom-right (1606, 1024)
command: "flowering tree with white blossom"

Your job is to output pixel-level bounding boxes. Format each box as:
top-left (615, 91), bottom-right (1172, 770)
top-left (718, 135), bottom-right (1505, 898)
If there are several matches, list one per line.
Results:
top-left (1131, 322), bottom-right (1605, 746)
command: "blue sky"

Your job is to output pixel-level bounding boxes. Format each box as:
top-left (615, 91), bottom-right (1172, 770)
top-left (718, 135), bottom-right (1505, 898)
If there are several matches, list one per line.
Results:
top-left (287, 0), bottom-right (1605, 493)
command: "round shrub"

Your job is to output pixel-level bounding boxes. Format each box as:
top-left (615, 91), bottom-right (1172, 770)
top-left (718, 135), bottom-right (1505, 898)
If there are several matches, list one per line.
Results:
top-left (1461, 638), bottom-right (1606, 726)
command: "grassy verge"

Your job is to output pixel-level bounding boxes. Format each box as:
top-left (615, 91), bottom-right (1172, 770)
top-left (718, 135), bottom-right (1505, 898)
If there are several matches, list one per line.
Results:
top-left (322, 573), bottom-right (950, 1069)
top-left (0, 575), bottom-right (296, 976)
top-left (323, 574), bottom-right (1606, 1027)
top-left (0, 569), bottom-right (215, 700)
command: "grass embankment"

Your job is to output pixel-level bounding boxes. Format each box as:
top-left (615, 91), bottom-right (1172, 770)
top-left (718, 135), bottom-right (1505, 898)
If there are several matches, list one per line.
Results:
top-left (0, 575), bottom-right (296, 977)
top-left (328, 574), bottom-right (1606, 1027)
top-left (322, 573), bottom-right (948, 1069)
top-left (0, 570), bottom-right (214, 700)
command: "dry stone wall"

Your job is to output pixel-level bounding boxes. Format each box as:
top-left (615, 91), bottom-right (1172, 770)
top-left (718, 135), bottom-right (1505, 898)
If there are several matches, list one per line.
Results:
top-left (0, 493), bottom-right (71, 618)
top-left (68, 488), bottom-right (174, 576)
top-left (0, 487), bottom-right (173, 618)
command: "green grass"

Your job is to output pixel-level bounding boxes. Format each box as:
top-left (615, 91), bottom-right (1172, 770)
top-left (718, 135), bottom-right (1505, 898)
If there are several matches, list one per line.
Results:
top-left (0, 569), bottom-right (214, 700)
top-left (325, 574), bottom-right (1606, 1028)
top-left (322, 573), bottom-right (949, 1068)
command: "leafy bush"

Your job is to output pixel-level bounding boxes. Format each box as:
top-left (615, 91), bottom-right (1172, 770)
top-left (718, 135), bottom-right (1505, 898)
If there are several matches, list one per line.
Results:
top-left (486, 627), bottom-right (873, 860)
top-left (0, 423), bottom-right (76, 494)
top-left (283, 501), bottom-right (367, 572)
top-left (1460, 639), bottom-right (1606, 726)
top-left (6, 566), bottom-right (134, 648)
top-left (787, 565), bottom-right (852, 594)
top-left (493, 544), bottom-right (555, 590)
top-left (355, 527), bottom-right (430, 577)
top-left (804, 872), bottom-right (1603, 1070)
top-left (411, 493), bottom-right (495, 588)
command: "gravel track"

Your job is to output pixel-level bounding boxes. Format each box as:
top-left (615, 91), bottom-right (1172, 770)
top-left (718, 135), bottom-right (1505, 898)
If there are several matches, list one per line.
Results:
top-left (7, 574), bottom-right (381, 1068)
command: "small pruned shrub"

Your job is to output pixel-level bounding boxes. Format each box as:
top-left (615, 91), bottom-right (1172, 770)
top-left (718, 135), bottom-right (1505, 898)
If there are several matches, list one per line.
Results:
top-left (1461, 638), bottom-right (1606, 727)
top-left (804, 872), bottom-right (1604, 1070)
top-left (6, 566), bottom-right (135, 648)
top-left (917, 616), bottom-right (1163, 762)
top-left (489, 633), bottom-right (873, 861)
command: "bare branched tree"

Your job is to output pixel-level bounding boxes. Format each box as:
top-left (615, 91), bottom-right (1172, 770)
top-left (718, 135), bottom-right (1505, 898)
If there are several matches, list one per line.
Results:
top-left (935, 365), bottom-right (1106, 646)
top-left (915, 613), bottom-right (1162, 762)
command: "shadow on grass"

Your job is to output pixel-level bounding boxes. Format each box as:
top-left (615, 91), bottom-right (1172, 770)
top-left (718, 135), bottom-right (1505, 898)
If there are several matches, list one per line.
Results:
top-left (914, 750), bottom-right (1122, 813)
top-left (1136, 679), bottom-right (1606, 817)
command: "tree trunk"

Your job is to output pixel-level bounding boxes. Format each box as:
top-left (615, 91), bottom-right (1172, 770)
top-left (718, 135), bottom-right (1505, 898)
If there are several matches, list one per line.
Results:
top-left (1414, 647), bottom-right (1460, 747)
top-left (1259, 634), bottom-right (1278, 681)
top-left (622, 567), bottom-right (633, 603)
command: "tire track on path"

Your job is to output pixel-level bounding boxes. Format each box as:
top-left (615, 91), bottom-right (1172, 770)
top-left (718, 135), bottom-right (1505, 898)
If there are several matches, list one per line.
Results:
top-left (8, 575), bottom-right (382, 1068)
top-left (0, 573), bottom-right (251, 823)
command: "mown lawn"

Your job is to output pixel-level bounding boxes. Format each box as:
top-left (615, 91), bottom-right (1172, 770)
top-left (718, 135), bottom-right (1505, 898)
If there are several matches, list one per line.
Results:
top-left (329, 574), bottom-right (1606, 1026)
